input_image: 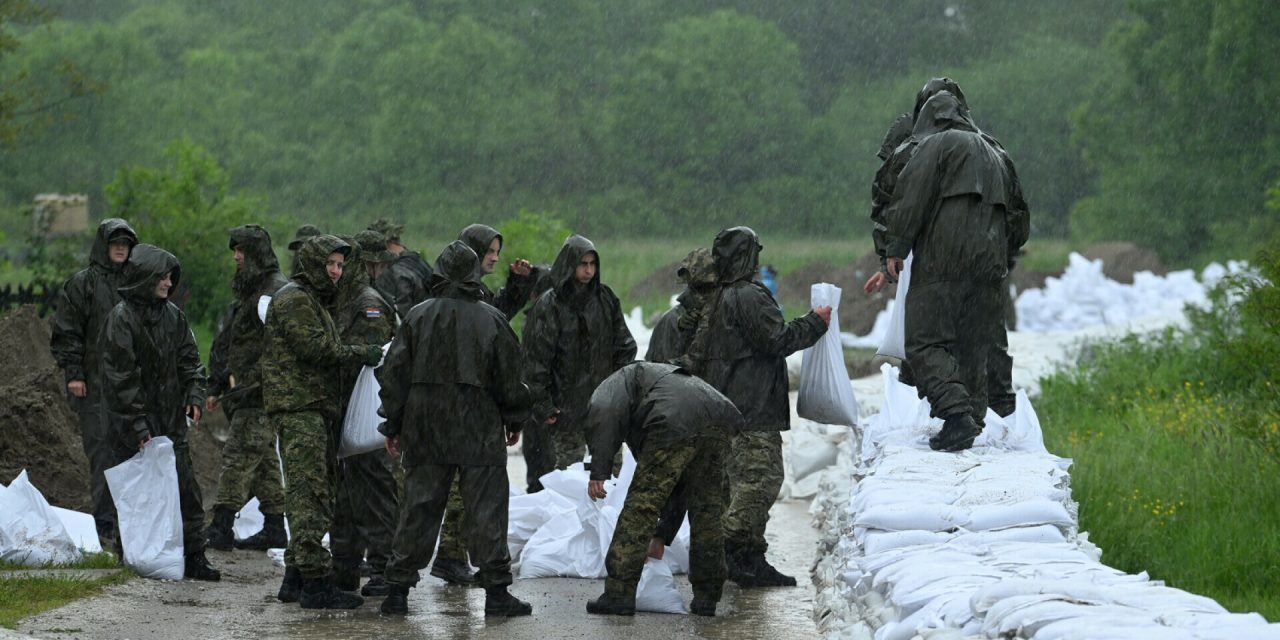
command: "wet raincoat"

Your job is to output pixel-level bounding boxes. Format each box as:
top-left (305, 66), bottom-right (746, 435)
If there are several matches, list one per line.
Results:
top-left (523, 235), bottom-right (637, 426)
top-left (375, 249), bottom-right (434, 320)
top-left (51, 218), bottom-right (138, 390)
top-left (376, 241), bottom-right (530, 467)
top-left (690, 227), bottom-right (826, 432)
top-left (457, 224), bottom-right (544, 319)
top-left (100, 244), bottom-right (205, 444)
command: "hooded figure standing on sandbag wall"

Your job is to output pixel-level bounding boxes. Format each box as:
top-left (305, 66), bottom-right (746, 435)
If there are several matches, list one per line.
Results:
top-left (329, 229), bottom-right (401, 598)
top-left (51, 217), bottom-right (138, 552)
top-left (524, 235), bottom-right (637, 470)
top-left (100, 243), bottom-right (220, 581)
top-left (262, 234), bottom-right (383, 609)
top-left (881, 90), bottom-right (1030, 452)
top-left (583, 362), bottom-right (743, 617)
top-left (204, 224), bottom-right (290, 553)
top-left (685, 227), bottom-right (830, 588)
top-left (375, 241), bottom-right (533, 618)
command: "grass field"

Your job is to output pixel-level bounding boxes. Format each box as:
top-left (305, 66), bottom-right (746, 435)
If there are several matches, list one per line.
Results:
top-left (0, 553), bottom-right (131, 629)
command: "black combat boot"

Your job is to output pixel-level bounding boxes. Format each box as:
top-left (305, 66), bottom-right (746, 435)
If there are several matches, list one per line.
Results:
top-left (184, 551), bottom-right (222, 581)
top-left (585, 591), bottom-right (635, 616)
top-left (299, 576), bottom-right (364, 610)
top-left (277, 566), bottom-right (302, 603)
top-left (204, 507), bottom-right (236, 552)
top-left (928, 414), bottom-right (982, 452)
top-left (429, 557), bottom-right (476, 586)
top-left (689, 595), bottom-right (718, 617)
top-left (746, 553), bottom-right (797, 587)
top-left (380, 583), bottom-right (409, 615)
top-left (235, 513), bottom-right (287, 551)
top-left (332, 565), bottom-right (360, 592)
top-left (362, 573), bottom-right (390, 597)
top-left (725, 543), bottom-right (756, 586)
top-left (484, 586), bottom-right (533, 617)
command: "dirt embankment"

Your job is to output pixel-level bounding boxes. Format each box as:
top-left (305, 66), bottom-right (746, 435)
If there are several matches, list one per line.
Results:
top-left (0, 305), bottom-right (227, 514)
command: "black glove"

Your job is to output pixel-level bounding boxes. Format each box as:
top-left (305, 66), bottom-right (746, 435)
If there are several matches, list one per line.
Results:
top-left (361, 345), bottom-right (383, 366)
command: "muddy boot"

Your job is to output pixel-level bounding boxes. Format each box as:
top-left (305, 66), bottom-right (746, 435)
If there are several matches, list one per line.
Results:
top-left (484, 586), bottom-right (533, 617)
top-left (362, 574), bottom-right (390, 597)
top-left (725, 543), bottom-right (757, 586)
top-left (429, 557), bottom-right (476, 586)
top-left (586, 591), bottom-right (635, 616)
top-left (204, 506), bottom-right (235, 552)
top-left (235, 513), bottom-right (287, 551)
top-left (184, 551), bottom-right (222, 581)
top-left (277, 566), bottom-right (302, 603)
top-left (332, 565), bottom-right (359, 592)
top-left (689, 596), bottom-right (717, 617)
top-left (746, 554), bottom-right (796, 587)
top-left (299, 576), bottom-right (364, 610)
top-left (380, 583), bottom-right (409, 614)
top-left (928, 414), bottom-right (982, 452)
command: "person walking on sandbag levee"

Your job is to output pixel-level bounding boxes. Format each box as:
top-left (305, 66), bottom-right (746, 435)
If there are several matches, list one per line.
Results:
top-left (583, 362), bottom-right (743, 617)
top-left (376, 241), bottom-right (533, 617)
top-left (100, 244), bottom-right (220, 581)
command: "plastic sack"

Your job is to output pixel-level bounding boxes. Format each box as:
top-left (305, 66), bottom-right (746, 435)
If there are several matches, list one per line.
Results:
top-left (636, 557), bottom-right (687, 614)
top-left (51, 506), bottom-right (102, 553)
top-left (797, 283), bottom-right (859, 427)
top-left (0, 470), bottom-right (82, 566)
top-left (339, 343), bottom-right (389, 458)
top-left (877, 253), bottom-right (913, 360)
top-left (104, 436), bottom-right (185, 580)
top-left (257, 295), bottom-right (271, 323)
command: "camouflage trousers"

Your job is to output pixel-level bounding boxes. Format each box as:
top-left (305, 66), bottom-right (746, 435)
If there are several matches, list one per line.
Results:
top-left (551, 424), bottom-right (587, 469)
top-left (520, 420), bottom-right (556, 492)
top-left (905, 281), bottom-right (1003, 423)
top-left (331, 449), bottom-right (400, 575)
top-left (605, 433), bottom-right (728, 602)
top-left (110, 426), bottom-right (206, 555)
top-left (385, 464), bottom-right (513, 589)
top-left (723, 430), bottom-right (784, 554)
top-left (278, 410), bottom-right (338, 579)
top-left (70, 394), bottom-right (118, 544)
top-left (433, 480), bottom-right (469, 564)
top-left (213, 407), bottom-right (285, 514)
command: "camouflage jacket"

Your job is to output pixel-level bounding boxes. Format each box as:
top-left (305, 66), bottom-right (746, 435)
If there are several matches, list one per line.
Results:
top-left (336, 268), bottom-right (397, 415)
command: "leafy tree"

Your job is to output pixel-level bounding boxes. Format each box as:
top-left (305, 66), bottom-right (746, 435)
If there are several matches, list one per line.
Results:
top-left (0, 0), bottom-right (102, 147)
top-left (104, 138), bottom-right (255, 326)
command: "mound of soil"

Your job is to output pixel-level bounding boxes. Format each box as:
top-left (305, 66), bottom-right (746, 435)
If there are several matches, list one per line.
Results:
top-left (0, 306), bottom-right (91, 510)
top-left (627, 259), bottom-right (684, 304)
top-left (779, 253), bottom-right (893, 336)
top-left (1082, 241), bottom-right (1167, 284)
top-left (0, 305), bottom-right (228, 515)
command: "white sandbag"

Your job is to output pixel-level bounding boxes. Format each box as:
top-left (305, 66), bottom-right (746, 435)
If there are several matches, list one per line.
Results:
top-left (636, 557), bottom-right (687, 614)
top-left (508, 490), bottom-right (576, 561)
top-left (664, 517), bottom-right (691, 575)
top-left (517, 500), bottom-right (617, 579)
top-left (798, 283), bottom-right (860, 427)
top-left (854, 503), bottom-right (966, 532)
top-left (51, 506), bottom-right (102, 553)
top-left (965, 500), bottom-right (1074, 531)
top-left (257, 295), bottom-right (271, 323)
top-left (338, 343), bottom-right (389, 458)
top-left (789, 424), bottom-right (841, 481)
top-left (0, 471), bottom-right (82, 566)
top-left (876, 253), bottom-right (912, 360)
top-left (104, 436), bottom-right (185, 579)
top-left (233, 497), bottom-right (265, 541)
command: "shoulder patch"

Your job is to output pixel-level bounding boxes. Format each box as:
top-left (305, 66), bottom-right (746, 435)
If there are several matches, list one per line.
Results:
top-left (365, 308), bottom-right (382, 318)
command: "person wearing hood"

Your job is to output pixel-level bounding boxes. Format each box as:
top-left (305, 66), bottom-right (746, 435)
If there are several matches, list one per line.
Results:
top-left (375, 241), bottom-right (533, 618)
top-left (203, 225), bottom-right (290, 553)
top-left (523, 235), bottom-right (637, 469)
top-left (50, 218), bottom-right (139, 551)
top-left (881, 90), bottom-right (1030, 452)
top-left (287, 223), bottom-right (323, 278)
top-left (262, 234), bottom-right (383, 609)
top-left (584, 362), bottom-right (743, 617)
top-left (100, 244), bottom-right (220, 581)
top-left (864, 78), bottom-right (1026, 419)
top-left (457, 223), bottom-right (546, 319)
top-left (329, 230), bottom-right (400, 598)
top-left (518, 266), bottom-right (557, 493)
top-left (367, 218), bottom-right (434, 319)
top-left (686, 226), bottom-right (830, 587)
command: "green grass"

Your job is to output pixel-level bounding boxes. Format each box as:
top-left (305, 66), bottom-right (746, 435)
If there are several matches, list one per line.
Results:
top-left (1020, 237), bottom-right (1074, 273)
top-left (0, 553), bottom-right (131, 629)
top-left (1038, 331), bottom-right (1280, 620)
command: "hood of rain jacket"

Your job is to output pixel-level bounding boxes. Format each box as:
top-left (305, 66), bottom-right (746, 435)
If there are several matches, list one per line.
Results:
top-left (712, 227), bottom-right (762, 285)
top-left (89, 218), bottom-right (138, 271)
top-left (117, 244), bottom-right (180, 307)
top-left (229, 224), bottom-right (282, 296)
top-left (430, 241), bottom-right (486, 300)
top-left (548, 235), bottom-right (600, 297)
top-left (292, 234), bottom-right (350, 302)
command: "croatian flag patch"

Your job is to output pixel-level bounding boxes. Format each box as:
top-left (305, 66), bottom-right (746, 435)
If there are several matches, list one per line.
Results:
top-left (365, 308), bottom-right (381, 318)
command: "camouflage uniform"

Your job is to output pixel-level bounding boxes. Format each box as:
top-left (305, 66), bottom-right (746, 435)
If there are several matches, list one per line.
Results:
top-left (368, 218), bottom-right (434, 319)
top-left (524, 235), bottom-right (637, 469)
top-left (586, 363), bottom-right (741, 606)
top-left (208, 225), bottom-right (289, 532)
top-left (287, 224), bottom-right (323, 278)
top-left (377, 242), bottom-right (530, 594)
top-left (263, 235), bottom-right (382, 580)
top-left (50, 218), bottom-right (138, 545)
top-left (691, 227), bottom-right (825, 569)
top-left (100, 244), bottom-right (215, 576)
top-left (330, 230), bottom-right (401, 586)
top-left (882, 91), bottom-right (1029, 429)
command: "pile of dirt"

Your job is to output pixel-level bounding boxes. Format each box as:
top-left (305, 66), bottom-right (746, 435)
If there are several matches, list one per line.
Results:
top-left (190, 412), bottom-right (226, 515)
top-left (778, 252), bottom-right (893, 336)
top-left (0, 306), bottom-right (91, 510)
top-left (1082, 241), bottom-right (1167, 284)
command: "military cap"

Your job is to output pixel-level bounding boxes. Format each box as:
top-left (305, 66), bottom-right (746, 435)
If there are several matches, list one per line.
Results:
top-left (288, 224), bottom-right (323, 251)
top-left (367, 218), bottom-right (404, 243)
top-left (677, 247), bottom-right (717, 286)
top-left (354, 229), bottom-right (398, 264)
